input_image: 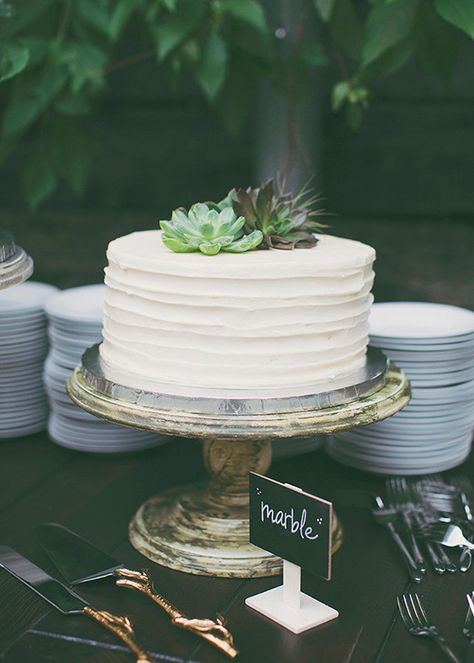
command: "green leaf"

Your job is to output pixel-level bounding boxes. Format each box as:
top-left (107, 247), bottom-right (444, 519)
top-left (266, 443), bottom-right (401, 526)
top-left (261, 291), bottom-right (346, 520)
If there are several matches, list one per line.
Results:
top-left (363, 36), bottom-right (414, 78)
top-left (162, 237), bottom-right (196, 252)
top-left (329, 0), bottom-right (363, 60)
top-left (434, 0), bottom-right (474, 40)
top-left (221, 0), bottom-right (267, 33)
top-left (0, 43), bottom-right (29, 83)
top-left (196, 32), bottom-right (227, 101)
top-left (77, 0), bottom-right (113, 39)
top-left (17, 38), bottom-right (48, 67)
top-left (223, 230), bottom-right (263, 252)
top-left (2, 66), bottom-right (67, 136)
top-left (22, 152), bottom-right (57, 210)
top-left (199, 241), bottom-right (222, 255)
top-left (110, 0), bottom-right (138, 41)
top-left (50, 120), bottom-right (92, 195)
top-left (362, 0), bottom-right (419, 67)
top-left (314, 0), bottom-right (335, 22)
top-left (153, 0), bottom-right (205, 60)
top-left (62, 42), bottom-right (107, 94)
top-left (332, 80), bottom-right (350, 111)
top-left (416, 2), bottom-right (462, 78)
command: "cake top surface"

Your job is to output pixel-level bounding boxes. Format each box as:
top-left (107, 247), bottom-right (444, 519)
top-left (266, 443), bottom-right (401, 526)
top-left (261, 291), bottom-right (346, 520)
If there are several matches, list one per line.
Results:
top-left (107, 230), bottom-right (375, 278)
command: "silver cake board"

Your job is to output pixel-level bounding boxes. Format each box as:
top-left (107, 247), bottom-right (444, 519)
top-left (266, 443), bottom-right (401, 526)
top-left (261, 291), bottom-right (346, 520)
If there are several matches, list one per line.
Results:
top-left (80, 344), bottom-right (389, 417)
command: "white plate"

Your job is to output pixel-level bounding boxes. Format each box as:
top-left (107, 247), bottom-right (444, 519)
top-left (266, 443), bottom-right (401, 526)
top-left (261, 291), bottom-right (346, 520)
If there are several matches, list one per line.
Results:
top-left (340, 427), bottom-right (473, 445)
top-left (409, 371), bottom-right (474, 388)
top-left (376, 347), bottom-right (474, 362)
top-left (369, 302), bottom-right (474, 339)
top-left (412, 381), bottom-right (474, 397)
top-left (47, 350), bottom-right (78, 370)
top-left (0, 327), bottom-right (47, 342)
top-left (370, 333), bottom-right (474, 347)
top-left (49, 321), bottom-right (103, 337)
top-left (45, 285), bottom-right (105, 323)
top-left (367, 416), bottom-right (474, 432)
top-left (0, 281), bottom-right (58, 312)
top-left (0, 412), bottom-right (49, 427)
top-left (330, 434), bottom-right (471, 460)
top-left (330, 442), bottom-right (470, 466)
top-left (0, 348), bottom-right (49, 365)
top-left (0, 312), bottom-right (46, 325)
top-left (372, 340), bottom-right (474, 354)
top-left (48, 330), bottom-right (102, 351)
top-left (0, 420), bottom-right (47, 438)
top-left (399, 359), bottom-right (474, 374)
top-left (326, 443), bottom-right (470, 475)
top-left (0, 394), bottom-right (48, 407)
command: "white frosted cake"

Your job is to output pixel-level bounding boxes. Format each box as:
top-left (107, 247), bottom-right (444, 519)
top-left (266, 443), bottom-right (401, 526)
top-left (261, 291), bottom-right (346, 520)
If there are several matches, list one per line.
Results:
top-left (99, 230), bottom-right (376, 398)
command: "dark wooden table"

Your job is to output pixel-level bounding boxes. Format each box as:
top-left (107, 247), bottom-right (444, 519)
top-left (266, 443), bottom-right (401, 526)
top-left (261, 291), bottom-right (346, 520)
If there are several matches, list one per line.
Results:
top-left (0, 432), bottom-right (472, 663)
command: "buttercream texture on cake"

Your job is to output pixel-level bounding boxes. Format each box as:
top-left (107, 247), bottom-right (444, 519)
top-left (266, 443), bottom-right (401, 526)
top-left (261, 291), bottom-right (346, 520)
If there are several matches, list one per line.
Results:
top-left (99, 230), bottom-right (376, 398)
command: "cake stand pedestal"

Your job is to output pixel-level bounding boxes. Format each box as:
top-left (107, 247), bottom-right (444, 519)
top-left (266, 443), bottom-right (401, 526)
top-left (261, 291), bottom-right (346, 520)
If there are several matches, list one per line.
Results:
top-left (0, 231), bottom-right (33, 289)
top-left (68, 346), bottom-right (410, 578)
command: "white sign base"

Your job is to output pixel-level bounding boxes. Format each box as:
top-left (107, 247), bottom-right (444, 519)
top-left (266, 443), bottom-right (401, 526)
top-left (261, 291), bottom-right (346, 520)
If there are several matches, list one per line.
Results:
top-left (245, 560), bottom-right (338, 634)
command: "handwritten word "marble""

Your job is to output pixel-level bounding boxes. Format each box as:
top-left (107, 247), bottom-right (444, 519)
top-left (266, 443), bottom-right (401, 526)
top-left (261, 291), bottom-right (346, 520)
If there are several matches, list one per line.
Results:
top-left (260, 502), bottom-right (320, 541)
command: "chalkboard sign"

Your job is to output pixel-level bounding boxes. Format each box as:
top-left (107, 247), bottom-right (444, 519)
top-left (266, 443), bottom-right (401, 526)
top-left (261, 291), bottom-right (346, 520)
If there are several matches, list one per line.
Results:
top-left (249, 473), bottom-right (333, 580)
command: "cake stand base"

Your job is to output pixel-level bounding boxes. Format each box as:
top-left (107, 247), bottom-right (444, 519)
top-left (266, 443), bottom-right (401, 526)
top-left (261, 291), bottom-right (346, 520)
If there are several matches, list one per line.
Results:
top-left (129, 472), bottom-right (343, 578)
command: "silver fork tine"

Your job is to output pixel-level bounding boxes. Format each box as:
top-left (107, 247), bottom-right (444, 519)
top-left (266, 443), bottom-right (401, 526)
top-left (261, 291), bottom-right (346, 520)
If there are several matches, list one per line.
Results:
top-left (410, 592), bottom-right (427, 628)
top-left (397, 592), bottom-right (461, 663)
top-left (467, 593), bottom-right (474, 620)
top-left (391, 477), bottom-right (427, 574)
top-left (397, 595), bottom-right (410, 629)
top-left (414, 593), bottom-right (430, 626)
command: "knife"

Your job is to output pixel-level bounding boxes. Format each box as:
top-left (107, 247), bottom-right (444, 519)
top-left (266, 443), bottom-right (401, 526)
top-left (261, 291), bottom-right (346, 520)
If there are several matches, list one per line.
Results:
top-left (36, 523), bottom-right (238, 659)
top-left (0, 545), bottom-right (152, 663)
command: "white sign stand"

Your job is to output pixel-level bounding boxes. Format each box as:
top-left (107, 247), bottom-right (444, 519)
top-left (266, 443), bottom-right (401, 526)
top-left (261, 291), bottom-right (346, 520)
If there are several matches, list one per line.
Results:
top-left (245, 560), bottom-right (338, 634)
top-left (246, 483), bottom-right (338, 634)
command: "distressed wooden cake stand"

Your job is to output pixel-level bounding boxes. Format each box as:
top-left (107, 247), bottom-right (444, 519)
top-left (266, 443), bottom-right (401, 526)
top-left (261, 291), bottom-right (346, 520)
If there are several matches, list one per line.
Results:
top-left (68, 346), bottom-right (410, 578)
top-left (0, 231), bottom-right (33, 290)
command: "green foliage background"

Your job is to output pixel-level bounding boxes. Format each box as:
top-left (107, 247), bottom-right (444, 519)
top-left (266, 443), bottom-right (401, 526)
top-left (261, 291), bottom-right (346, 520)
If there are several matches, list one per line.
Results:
top-left (0, 0), bottom-right (472, 209)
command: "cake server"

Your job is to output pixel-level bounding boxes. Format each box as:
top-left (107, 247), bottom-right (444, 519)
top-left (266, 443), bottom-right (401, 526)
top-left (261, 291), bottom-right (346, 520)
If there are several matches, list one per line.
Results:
top-left (36, 523), bottom-right (238, 659)
top-left (0, 545), bottom-right (152, 663)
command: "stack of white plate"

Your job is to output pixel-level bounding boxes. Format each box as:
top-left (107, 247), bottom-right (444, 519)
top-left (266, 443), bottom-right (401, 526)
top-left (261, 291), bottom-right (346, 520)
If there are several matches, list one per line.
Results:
top-left (44, 285), bottom-right (169, 453)
top-left (327, 302), bottom-right (474, 475)
top-left (0, 281), bottom-right (58, 438)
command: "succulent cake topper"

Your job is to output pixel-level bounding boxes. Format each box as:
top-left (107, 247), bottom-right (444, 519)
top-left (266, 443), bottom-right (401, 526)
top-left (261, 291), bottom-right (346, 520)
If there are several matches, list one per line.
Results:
top-left (160, 178), bottom-right (326, 255)
top-left (231, 178), bottom-right (327, 250)
top-left (160, 203), bottom-right (263, 255)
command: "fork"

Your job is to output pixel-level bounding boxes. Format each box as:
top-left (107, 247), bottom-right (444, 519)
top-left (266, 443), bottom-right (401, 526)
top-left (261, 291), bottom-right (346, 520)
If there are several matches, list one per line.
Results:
top-left (397, 592), bottom-right (461, 663)
top-left (464, 592), bottom-right (474, 663)
top-left (420, 522), bottom-right (474, 551)
top-left (412, 480), bottom-right (458, 574)
top-left (386, 477), bottom-right (427, 575)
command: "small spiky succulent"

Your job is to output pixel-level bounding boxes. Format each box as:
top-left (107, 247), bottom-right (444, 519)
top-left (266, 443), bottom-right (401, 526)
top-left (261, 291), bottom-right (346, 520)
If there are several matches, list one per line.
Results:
top-left (160, 203), bottom-right (263, 256)
top-left (231, 178), bottom-right (326, 250)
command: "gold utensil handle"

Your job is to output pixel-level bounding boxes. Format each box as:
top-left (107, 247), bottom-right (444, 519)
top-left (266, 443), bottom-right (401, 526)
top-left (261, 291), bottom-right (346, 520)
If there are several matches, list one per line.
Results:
top-left (115, 568), bottom-right (238, 659)
top-left (83, 605), bottom-right (153, 663)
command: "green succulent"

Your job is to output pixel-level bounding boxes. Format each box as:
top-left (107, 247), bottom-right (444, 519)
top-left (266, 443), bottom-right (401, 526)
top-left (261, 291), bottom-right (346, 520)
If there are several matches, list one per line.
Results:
top-left (231, 178), bottom-right (327, 250)
top-left (160, 203), bottom-right (263, 256)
